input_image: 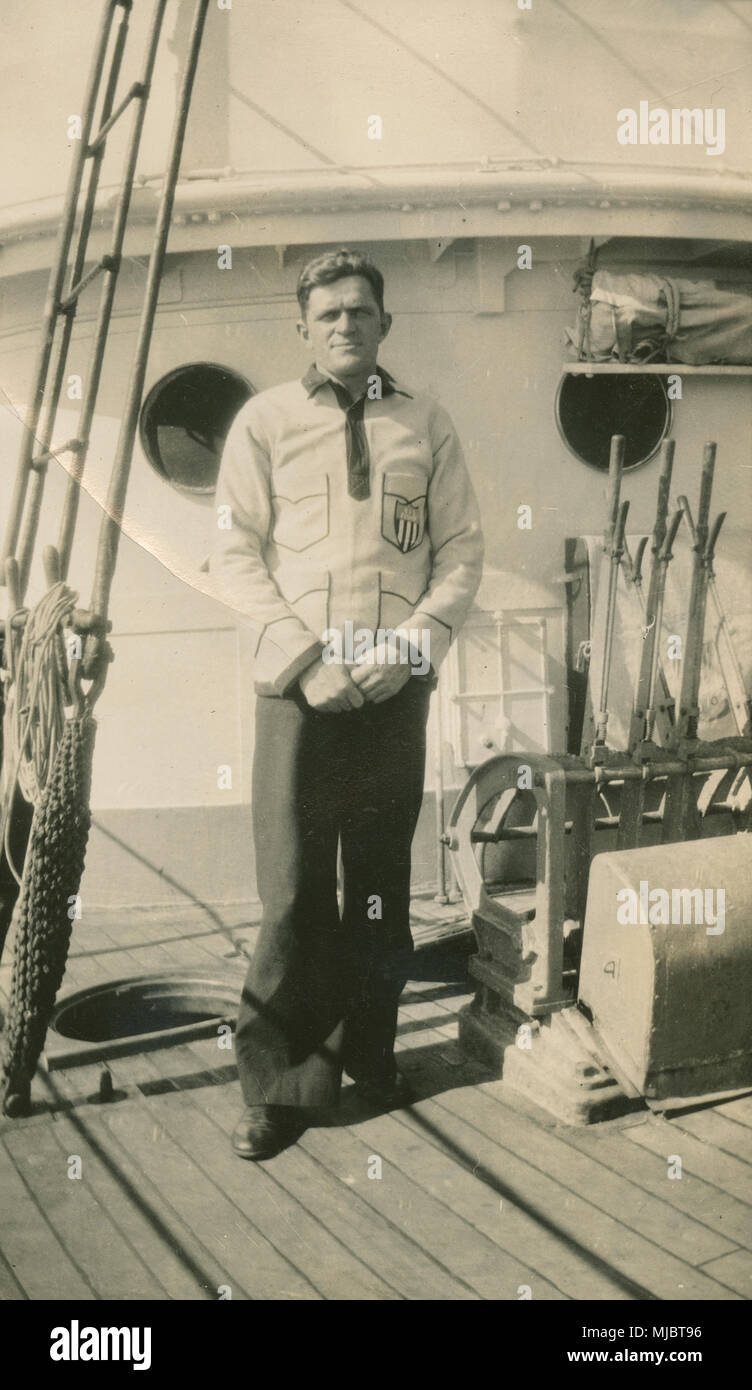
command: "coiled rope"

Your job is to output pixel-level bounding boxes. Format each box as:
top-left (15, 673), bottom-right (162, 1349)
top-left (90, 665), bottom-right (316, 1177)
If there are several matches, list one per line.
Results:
top-left (0, 582), bottom-right (77, 881)
top-left (1, 580), bottom-right (101, 1116)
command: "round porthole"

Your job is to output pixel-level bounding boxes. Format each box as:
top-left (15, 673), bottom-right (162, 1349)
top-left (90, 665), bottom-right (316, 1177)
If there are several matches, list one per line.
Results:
top-left (139, 361), bottom-right (254, 495)
top-left (555, 372), bottom-right (671, 472)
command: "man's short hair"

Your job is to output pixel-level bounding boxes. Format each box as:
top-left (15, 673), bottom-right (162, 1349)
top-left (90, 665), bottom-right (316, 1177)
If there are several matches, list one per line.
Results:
top-left (296, 248), bottom-right (385, 317)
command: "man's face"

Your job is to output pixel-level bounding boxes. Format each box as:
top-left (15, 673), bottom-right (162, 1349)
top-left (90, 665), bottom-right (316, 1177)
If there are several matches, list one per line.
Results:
top-left (297, 275), bottom-right (391, 384)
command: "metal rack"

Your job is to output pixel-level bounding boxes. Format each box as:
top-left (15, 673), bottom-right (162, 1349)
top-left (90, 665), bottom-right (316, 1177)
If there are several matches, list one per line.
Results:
top-left (563, 362), bottom-right (752, 375)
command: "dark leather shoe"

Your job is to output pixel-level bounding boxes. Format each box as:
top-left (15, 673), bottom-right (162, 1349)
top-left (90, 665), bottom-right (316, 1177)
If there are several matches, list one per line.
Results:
top-left (231, 1106), bottom-right (304, 1160)
top-left (352, 1071), bottom-right (414, 1110)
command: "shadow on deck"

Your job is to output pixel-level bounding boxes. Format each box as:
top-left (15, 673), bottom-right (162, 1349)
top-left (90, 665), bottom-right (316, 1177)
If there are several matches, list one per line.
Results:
top-left (1, 928), bottom-right (751, 1301)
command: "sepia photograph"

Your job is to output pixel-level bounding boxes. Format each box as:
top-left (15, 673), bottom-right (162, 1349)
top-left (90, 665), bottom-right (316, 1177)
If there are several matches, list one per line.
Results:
top-left (0, 0), bottom-right (751, 1339)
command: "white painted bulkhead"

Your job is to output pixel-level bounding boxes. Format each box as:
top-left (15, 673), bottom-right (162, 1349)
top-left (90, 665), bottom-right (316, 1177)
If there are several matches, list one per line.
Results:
top-left (1, 1), bottom-right (750, 908)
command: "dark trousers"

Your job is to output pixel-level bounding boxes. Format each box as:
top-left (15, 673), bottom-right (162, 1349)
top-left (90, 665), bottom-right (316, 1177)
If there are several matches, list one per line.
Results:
top-left (236, 676), bottom-right (432, 1111)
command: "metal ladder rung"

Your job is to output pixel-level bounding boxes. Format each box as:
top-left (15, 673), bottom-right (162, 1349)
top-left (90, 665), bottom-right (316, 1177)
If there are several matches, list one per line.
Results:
top-left (87, 82), bottom-right (148, 154)
top-left (3, 0), bottom-right (210, 640)
top-left (59, 256), bottom-right (120, 312)
top-left (30, 440), bottom-right (85, 472)
top-left (1, 0), bottom-right (170, 594)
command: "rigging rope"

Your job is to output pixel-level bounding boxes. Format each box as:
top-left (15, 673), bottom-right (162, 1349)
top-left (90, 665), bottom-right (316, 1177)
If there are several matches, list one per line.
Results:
top-left (0, 582), bottom-right (77, 883)
top-left (0, 581), bottom-right (101, 1117)
top-left (1, 715), bottom-right (96, 1114)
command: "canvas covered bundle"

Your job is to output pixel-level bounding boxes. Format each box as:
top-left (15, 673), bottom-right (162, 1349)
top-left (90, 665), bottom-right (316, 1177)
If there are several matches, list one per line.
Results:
top-left (568, 270), bottom-right (752, 365)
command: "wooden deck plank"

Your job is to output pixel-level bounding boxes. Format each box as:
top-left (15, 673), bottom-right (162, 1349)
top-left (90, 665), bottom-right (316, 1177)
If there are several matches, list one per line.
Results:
top-left (0, 1244), bottom-right (28, 1299)
top-left (140, 1046), bottom-right (406, 1301)
top-left (98, 1032), bottom-right (238, 1100)
top-left (3, 1123), bottom-right (167, 1301)
top-left (396, 1010), bottom-right (454, 1038)
top-left (181, 934), bottom-right (247, 968)
top-left (82, 916), bottom-right (206, 948)
top-left (181, 1045), bottom-right (524, 1302)
top-left (389, 1099), bottom-right (625, 1299)
top-left (0, 1139), bottom-right (96, 1300)
top-left (155, 933), bottom-right (230, 967)
top-left (75, 947), bottom-right (139, 981)
top-left (399, 997), bottom-right (462, 1024)
top-left (628, 1117), bottom-right (752, 1207)
top-left (399, 1034), bottom-right (492, 1083)
top-left (399, 1000), bottom-right (461, 1043)
top-left (49, 1055), bottom-right (161, 1106)
top-left (45, 1112), bottom-right (213, 1300)
top-left (397, 1013), bottom-right (454, 1046)
top-left (300, 1116), bottom-right (559, 1300)
top-left (341, 1106), bottom-right (572, 1299)
top-left (40, 1066), bottom-right (238, 1299)
top-left (63, 932), bottom-right (242, 1013)
top-left (431, 1019), bottom-right (460, 1042)
top-left (418, 1083), bottom-right (739, 1300)
top-left (60, 954), bottom-right (112, 989)
top-left (98, 936), bottom-right (245, 994)
top-left (671, 1110), bottom-right (752, 1165)
top-left (175, 1036), bottom-right (240, 1080)
top-left (75, 926), bottom-right (175, 972)
top-left (5, 926), bottom-right (749, 1304)
top-left (88, 905), bottom-right (215, 931)
top-left (100, 1098), bottom-right (321, 1301)
top-left (467, 1083), bottom-right (738, 1266)
top-left (395, 1021), bottom-right (470, 1073)
top-left (545, 1116), bottom-right (752, 1254)
top-left (389, 1092), bottom-right (648, 1302)
top-left (209, 1124), bottom-right (473, 1301)
top-left (715, 1096), bottom-right (752, 1129)
top-left (103, 940), bottom-right (187, 974)
top-left (123, 933), bottom-right (225, 970)
top-left (400, 982), bottom-right (472, 1007)
top-left (698, 1249), bottom-right (752, 1298)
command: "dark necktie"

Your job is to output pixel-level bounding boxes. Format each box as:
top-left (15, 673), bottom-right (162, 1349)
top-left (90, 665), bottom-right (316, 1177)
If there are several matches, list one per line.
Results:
top-left (328, 381), bottom-right (370, 501)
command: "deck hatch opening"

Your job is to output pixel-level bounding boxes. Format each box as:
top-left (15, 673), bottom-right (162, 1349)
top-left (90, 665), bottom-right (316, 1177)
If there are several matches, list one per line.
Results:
top-left (44, 971), bottom-right (241, 1069)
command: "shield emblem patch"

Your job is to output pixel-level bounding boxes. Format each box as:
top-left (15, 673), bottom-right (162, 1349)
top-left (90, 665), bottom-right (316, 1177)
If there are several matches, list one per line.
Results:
top-left (394, 498), bottom-right (425, 552)
top-left (382, 478), bottom-right (427, 553)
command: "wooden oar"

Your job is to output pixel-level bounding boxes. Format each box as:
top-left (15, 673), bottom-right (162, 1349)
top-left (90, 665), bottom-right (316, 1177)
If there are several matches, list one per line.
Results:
top-left (679, 494), bottom-right (748, 736)
top-left (618, 440), bottom-right (677, 847)
top-left (663, 444), bottom-right (721, 842)
top-left (591, 436), bottom-right (627, 762)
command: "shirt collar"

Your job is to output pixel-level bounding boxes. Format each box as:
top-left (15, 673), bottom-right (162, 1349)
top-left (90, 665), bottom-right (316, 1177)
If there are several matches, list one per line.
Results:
top-left (302, 363), bottom-right (412, 400)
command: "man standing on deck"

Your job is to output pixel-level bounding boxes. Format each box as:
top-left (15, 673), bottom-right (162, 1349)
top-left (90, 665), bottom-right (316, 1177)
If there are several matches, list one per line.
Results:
top-left (212, 247), bottom-right (483, 1160)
